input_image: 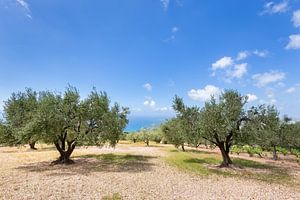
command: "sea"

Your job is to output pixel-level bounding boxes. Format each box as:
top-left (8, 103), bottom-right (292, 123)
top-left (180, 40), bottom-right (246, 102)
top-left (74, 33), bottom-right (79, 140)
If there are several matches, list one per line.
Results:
top-left (125, 116), bottom-right (170, 132)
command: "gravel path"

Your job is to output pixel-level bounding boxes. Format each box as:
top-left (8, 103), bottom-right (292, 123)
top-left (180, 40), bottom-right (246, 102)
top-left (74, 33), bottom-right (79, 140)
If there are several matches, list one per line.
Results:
top-left (0, 145), bottom-right (299, 200)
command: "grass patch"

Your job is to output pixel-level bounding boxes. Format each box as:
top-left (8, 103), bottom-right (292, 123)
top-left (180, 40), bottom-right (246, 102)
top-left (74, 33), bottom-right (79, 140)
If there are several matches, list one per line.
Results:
top-left (102, 193), bottom-right (122, 200)
top-left (165, 147), bottom-right (297, 186)
top-left (165, 149), bottom-right (230, 176)
top-left (233, 158), bottom-right (273, 169)
top-left (78, 153), bottom-right (150, 164)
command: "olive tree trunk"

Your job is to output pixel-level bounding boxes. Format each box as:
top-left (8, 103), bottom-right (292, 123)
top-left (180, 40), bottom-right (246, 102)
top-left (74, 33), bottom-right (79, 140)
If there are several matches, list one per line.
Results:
top-left (272, 145), bottom-right (278, 160)
top-left (218, 143), bottom-right (233, 167)
top-left (53, 136), bottom-right (76, 165)
top-left (29, 141), bottom-right (37, 150)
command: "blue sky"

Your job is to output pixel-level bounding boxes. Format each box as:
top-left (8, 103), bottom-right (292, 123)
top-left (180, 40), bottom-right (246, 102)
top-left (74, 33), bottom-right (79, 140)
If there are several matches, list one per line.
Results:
top-left (0, 0), bottom-right (300, 121)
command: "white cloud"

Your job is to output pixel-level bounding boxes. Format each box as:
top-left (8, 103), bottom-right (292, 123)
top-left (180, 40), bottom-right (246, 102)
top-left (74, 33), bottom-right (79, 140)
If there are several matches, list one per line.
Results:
top-left (261, 1), bottom-right (289, 15)
top-left (292, 10), bottom-right (300, 28)
top-left (286, 34), bottom-right (300, 49)
top-left (143, 100), bottom-right (156, 107)
top-left (16, 0), bottom-right (32, 19)
top-left (161, 0), bottom-right (170, 11)
top-left (230, 63), bottom-right (248, 79)
top-left (212, 56), bottom-right (233, 70)
top-left (172, 26), bottom-right (179, 33)
top-left (143, 83), bottom-right (152, 91)
top-left (252, 71), bottom-right (285, 87)
top-left (286, 87), bottom-right (296, 93)
top-left (266, 89), bottom-right (277, 104)
top-left (247, 94), bottom-right (258, 102)
top-left (270, 98), bottom-right (277, 104)
top-left (253, 50), bottom-right (269, 57)
top-left (155, 107), bottom-right (169, 112)
top-left (188, 85), bottom-right (222, 101)
top-left (164, 26), bottom-right (179, 42)
top-left (16, 0), bottom-right (29, 11)
top-left (236, 51), bottom-right (250, 61)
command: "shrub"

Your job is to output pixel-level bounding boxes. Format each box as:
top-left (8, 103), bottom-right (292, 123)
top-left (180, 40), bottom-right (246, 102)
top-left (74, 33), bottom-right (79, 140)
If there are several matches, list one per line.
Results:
top-left (231, 145), bottom-right (243, 155)
top-left (291, 148), bottom-right (300, 156)
top-left (277, 147), bottom-right (288, 156)
top-left (242, 145), bottom-right (263, 157)
top-left (243, 145), bottom-right (254, 157)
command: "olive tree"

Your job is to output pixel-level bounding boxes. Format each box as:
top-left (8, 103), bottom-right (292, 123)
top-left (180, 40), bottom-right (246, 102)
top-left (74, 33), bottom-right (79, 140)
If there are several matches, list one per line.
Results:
top-left (162, 118), bottom-right (186, 151)
top-left (3, 88), bottom-right (39, 149)
top-left (4, 86), bottom-right (129, 164)
top-left (173, 96), bottom-right (202, 148)
top-left (0, 122), bottom-right (15, 146)
top-left (200, 90), bottom-right (248, 167)
top-left (244, 105), bottom-right (286, 160)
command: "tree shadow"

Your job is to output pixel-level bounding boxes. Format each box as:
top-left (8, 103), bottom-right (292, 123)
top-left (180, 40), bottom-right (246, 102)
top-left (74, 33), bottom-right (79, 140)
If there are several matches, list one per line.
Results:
top-left (185, 149), bottom-right (218, 155)
top-left (184, 157), bottom-right (219, 165)
top-left (169, 149), bottom-right (217, 155)
top-left (16, 153), bottom-right (157, 176)
top-left (232, 158), bottom-right (275, 169)
top-left (183, 156), bottom-right (293, 184)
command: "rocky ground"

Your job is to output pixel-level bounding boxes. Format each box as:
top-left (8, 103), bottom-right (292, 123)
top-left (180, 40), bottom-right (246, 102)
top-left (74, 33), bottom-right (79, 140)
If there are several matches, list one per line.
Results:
top-left (0, 144), bottom-right (299, 200)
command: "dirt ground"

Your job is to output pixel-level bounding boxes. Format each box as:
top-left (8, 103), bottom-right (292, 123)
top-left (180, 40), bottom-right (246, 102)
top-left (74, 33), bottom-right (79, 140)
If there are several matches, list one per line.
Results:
top-left (0, 143), bottom-right (300, 200)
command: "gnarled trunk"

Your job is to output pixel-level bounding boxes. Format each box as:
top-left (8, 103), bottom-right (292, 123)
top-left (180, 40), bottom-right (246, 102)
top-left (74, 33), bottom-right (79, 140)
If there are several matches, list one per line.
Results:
top-left (272, 145), bottom-right (278, 160)
top-left (217, 132), bottom-right (233, 167)
top-left (53, 138), bottom-right (76, 165)
top-left (219, 144), bottom-right (232, 167)
top-left (181, 144), bottom-right (185, 152)
top-left (29, 141), bottom-right (37, 150)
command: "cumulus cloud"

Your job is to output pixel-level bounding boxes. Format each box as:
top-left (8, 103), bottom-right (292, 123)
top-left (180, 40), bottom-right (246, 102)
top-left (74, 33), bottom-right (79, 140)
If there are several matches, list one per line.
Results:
top-left (212, 56), bottom-right (233, 70)
top-left (235, 50), bottom-right (268, 61)
top-left (161, 0), bottom-right (170, 11)
top-left (236, 51), bottom-right (250, 61)
top-left (253, 50), bottom-right (269, 57)
top-left (155, 107), bottom-right (169, 112)
top-left (143, 99), bottom-right (156, 107)
top-left (164, 26), bottom-right (179, 42)
top-left (286, 87), bottom-right (296, 93)
top-left (261, 1), bottom-right (289, 15)
top-left (143, 83), bottom-right (152, 91)
top-left (230, 63), bottom-right (248, 79)
top-left (172, 26), bottom-right (179, 33)
top-left (16, 0), bottom-right (32, 19)
top-left (188, 85), bottom-right (222, 101)
top-left (286, 34), bottom-right (300, 49)
top-left (292, 10), bottom-right (300, 28)
top-left (252, 71), bottom-right (285, 87)
top-left (247, 94), bottom-right (258, 102)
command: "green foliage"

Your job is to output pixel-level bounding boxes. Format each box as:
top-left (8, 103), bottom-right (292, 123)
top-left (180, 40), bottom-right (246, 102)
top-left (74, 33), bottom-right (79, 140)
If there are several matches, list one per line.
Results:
top-left (231, 145), bottom-right (243, 155)
top-left (291, 148), bottom-right (300, 156)
top-left (2, 86), bottom-right (129, 163)
top-left (162, 118), bottom-right (186, 150)
top-left (0, 122), bottom-right (16, 146)
top-left (139, 129), bottom-right (151, 146)
top-left (125, 132), bottom-right (139, 143)
top-left (172, 96), bottom-right (202, 147)
top-left (165, 147), bottom-right (294, 185)
top-left (200, 90), bottom-right (247, 143)
top-left (119, 132), bottom-right (127, 141)
top-left (290, 148), bottom-right (300, 163)
top-left (276, 147), bottom-right (288, 156)
top-left (3, 88), bottom-right (39, 146)
top-left (242, 145), bottom-right (263, 157)
top-left (245, 106), bottom-right (283, 148)
top-left (124, 127), bottom-right (164, 146)
top-left (102, 193), bottom-right (122, 200)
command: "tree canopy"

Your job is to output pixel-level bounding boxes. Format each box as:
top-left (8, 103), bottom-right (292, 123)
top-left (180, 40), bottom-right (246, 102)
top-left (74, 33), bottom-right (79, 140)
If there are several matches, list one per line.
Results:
top-left (162, 89), bottom-right (300, 167)
top-left (1, 86), bottom-right (129, 164)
